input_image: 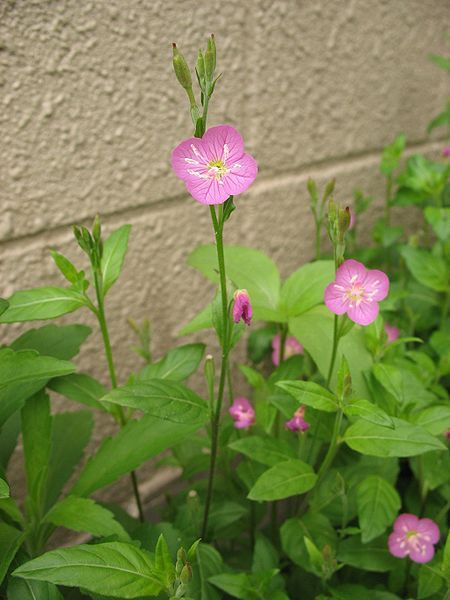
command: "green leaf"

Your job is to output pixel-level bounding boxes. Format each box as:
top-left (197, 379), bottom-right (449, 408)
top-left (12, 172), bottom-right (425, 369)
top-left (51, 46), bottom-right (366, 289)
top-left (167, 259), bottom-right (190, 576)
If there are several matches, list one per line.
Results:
top-left (208, 501), bottom-right (248, 533)
top-left (289, 306), bottom-right (372, 397)
top-left (276, 380), bottom-right (338, 412)
top-left (0, 523), bottom-right (25, 585)
top-left (337, 535), bottom-right (397, 572)
top-left (410, 451), bottom-right (450, 491)
top-left (45, 411), bottom-right (94, 510)
top-left (7, 578), bottom-right (63, 600)
top-left (429, 53), bottom-right (450, 70)
top-left (344, 418), bottom-right (445, 457)
top-left (400, 246), bottom-right (448, 292)
top-left (229, 435), bottom-right (295, 467)
top-left (72, 413), bottom-right (201, 497)
top-left (44, 496), bottom-right (130, 540)
top-left (50, 250), bottom-right (80, 284)
top-left (135, 343), bottom-right (205, 382)
top-left (179, 302), bottom-right (213, 336)
top-left (101, 380), bottom-right (208, 425)
top-left (252, 534), bottom-right (278, 574)
top-left (11, 324), bottom-right (91, 360)
top-left (0, 412), bottom-right (21, 473)
top-left (428, 110), bottom-right (450, 133)
top-left (0, 477), bottom-right (9, 498)
top-left (248, 459), bottom-right (317, 501)
top-left (190, 544), bottom-right (224, 600)
top-left (0, 287), bottom-right (87, 322)
top-left (101, 224), bottom-right (132, 295)
top-left (410, 405), bottom-right (450, 435)
top-left (279, 261), bottom-right (334, 318)
top-left (344, 399), bottom-right (394, 428)
top-left (13, 542), bottom-right (163, 599)
top-left (0, 348), bottom-right (74, 390)
top-left (442, 531), bottom-right (450, 581)
top-left (380, 134), bottom-right (406, 175)
top-left (188, 244), bottom-right (281, 320)
top-left (417, 563), bottom-right (444, 599)
top-left (21, 390), bottom-right (52, 516)
top-left (239, 365), bottom-right (266, 389)
top-left (154, 534), bottom-right (175, 588)
top-left (48, 373), bottom-right (107, 412)
top-left (0, 298), bottom-right (9, 317)
top-left (208, 573), bottom-right (251, 599)
top-left (424, 207), bottom-right (450, 242)
top-left (356, 476), bottom-right (401, 542)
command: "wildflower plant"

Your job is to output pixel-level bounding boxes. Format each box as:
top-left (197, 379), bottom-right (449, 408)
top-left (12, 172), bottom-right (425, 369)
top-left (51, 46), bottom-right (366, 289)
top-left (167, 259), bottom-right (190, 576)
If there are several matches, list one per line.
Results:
top-left (0, 34), bottom-right (447, 600)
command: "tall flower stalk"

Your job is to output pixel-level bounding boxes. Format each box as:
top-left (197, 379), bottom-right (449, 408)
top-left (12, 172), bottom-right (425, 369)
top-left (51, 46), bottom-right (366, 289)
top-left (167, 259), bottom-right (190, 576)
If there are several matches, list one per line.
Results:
top-left (171, 36), bottom-right (257, 538)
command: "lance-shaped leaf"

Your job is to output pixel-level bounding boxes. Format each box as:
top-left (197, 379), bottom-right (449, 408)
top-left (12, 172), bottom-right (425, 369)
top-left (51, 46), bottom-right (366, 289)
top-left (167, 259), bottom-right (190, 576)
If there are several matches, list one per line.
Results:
top-left (248, 459), bottom-right (317, 501)
top-left (356, 475), bottom-right (401, 542)
top-left (0, 348), bottom-right (74, 390)
top-left (344, 399), bottom-right (394, 428)
top-left (0, 477), bottom-right (9, 498)
top-left (7, 578), bottom-right (63, 600)
top-left (276, 380), bottom-right (338, 412)
top-left (337, 535), bottom-right (397, 572)
top-left (101, 224), bottom-right (131, 295)
top-left (410, 405), bottom-right (450, 435)
top-left (0, 522), bottom-right (25, 585)
top-left (44, 496), bottom-right (130, 541)
top-left (11, 324), bottom-right (91, 360)
top-left (13, 542), bottom-right (163, 599)
top-left (344, 418), bottom-right (445, 457)
top-left (101, 379), bottom-right (208, 425)
top-left (135, 343), bottom-right (205, 382)
top-left (48, 373), bottom-right (107, 412)
top-left (0, 287), bottom-right (87, 322)
top-left (229, 436), bottom-right (295, 467)
top-left (400, 246), bottom-right (448, 292)
top-left (279, 260), bottom-right (334, 318)
top-left (72, 413), bottom-right (201, 497)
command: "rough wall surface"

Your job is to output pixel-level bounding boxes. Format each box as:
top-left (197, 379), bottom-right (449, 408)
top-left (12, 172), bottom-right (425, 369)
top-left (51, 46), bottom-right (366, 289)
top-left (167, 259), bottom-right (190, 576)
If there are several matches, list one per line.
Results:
top-left (1, 0), bottom-right (448, 509)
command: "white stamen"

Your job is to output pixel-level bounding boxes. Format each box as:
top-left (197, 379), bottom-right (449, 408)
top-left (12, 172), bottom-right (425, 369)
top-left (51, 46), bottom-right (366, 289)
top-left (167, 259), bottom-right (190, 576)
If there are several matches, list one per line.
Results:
top-left (223, 143), bottom-right (229, 162)
top-left (185, 158), bottom-right (199, 165)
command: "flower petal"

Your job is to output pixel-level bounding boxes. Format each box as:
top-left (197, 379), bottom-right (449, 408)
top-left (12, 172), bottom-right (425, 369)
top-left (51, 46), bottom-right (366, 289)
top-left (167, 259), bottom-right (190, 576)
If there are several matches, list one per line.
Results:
top-left (363, 269), bottom-right (390, 302)
top-left (171, 137), bottom-right (209, 181)
top-left (409, 542), bottom-right (435, 564)
top-left (388, 532), bottom-right (409, 558)
top-left (221, 153), bottom-right (258, 198)
top-left (417, 518), bottom-right (440, 544)
top-left (347, 300), bottom-right (379, 326)
top-left (334, 259), bottom-right (367, 287)
top-left (186, 176), bottom-right (229, 205)
top-left (202, 124), bottom-right (244, 164)
top-left (324, 282), bottom-right (349, 315)
top-left (393, 513), bottom-right (419, 534)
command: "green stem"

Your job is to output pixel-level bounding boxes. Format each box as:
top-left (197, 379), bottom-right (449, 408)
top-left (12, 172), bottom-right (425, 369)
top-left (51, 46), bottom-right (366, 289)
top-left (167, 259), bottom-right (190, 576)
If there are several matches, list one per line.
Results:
top-left (316, 409), bottom-right (343, 481)
top-left (201, 205), bottom-right (230, 539)
top-left (315, 220), bottom-right (322, 260)
top-left (326, 314), bottom-right (339, 388)
top-left (92, 269), bottom-right (145, 523)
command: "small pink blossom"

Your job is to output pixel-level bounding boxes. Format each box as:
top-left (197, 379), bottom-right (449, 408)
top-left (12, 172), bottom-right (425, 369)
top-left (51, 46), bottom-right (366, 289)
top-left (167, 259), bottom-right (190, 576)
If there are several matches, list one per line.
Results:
top-left (324, 259), bottom-right (389, 326)
top-left (388, 514), bottom-right (440, 564)
top-left (271, 334), bottom-right (303, 366)
top-left (285, 405), bottom-right (310, 432)
top-left (171, 124), bottom-right (258, 205)
top-left (442, 146), bottom-right (450, 158)
top-left (385, 322), bottom-right (399, 343)
top-left (229, 397), bottom-right (255, 429)
top-left (233, 289), bottom-right (252, 326)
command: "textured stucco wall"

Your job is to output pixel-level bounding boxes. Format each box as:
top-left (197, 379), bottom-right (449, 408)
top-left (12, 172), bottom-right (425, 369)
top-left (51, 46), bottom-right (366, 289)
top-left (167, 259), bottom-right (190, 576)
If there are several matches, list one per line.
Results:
top-left (1, 0), bottom-right (449, 511)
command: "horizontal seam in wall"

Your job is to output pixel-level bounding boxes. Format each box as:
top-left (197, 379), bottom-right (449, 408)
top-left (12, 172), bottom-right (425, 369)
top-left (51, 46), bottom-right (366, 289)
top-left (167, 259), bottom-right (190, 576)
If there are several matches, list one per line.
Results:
top-left (0, 136), bottom-right (445, 254)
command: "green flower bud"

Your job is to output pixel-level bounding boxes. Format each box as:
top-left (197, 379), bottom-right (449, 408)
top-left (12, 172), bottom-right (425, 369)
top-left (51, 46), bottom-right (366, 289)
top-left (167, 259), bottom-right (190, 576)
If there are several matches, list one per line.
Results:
top-left (204, 34), bottom-right (216, 81)
top-left (323, 178), bottom-right (335, 201)
top-left (175, 558), bottom-right (184, 576)
top-left (180, 563), bottom-right (192, 585)
top-left (338, 206), bottom-right (351, 241)
top-left (92, 214), bottom-right (101, 244)
top-left (307, 178), bottom-right (318, 206)
top-left (327, 197), bottom-right (337, 226)
top-left (177, 547), bottom-right (187, 563)
top-left (196, 49), bottom-right (205, 83)
top-left (172, 43), bottom-right (193, 90)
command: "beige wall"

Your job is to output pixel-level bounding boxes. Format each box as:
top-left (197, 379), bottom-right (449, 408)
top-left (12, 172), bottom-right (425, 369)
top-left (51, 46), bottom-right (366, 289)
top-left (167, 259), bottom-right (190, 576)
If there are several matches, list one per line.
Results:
top-left (1, 0), bottom-right (448, 509)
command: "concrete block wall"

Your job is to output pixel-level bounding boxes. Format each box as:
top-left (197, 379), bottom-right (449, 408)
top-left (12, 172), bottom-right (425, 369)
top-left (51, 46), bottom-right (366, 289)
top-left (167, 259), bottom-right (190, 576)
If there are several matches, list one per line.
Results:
top-left (1, 0), bottom-right (448, 509)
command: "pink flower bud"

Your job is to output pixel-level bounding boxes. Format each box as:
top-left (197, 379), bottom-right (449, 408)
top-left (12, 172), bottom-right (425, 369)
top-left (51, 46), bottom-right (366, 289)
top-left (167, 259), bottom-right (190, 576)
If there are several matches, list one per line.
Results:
top-left (285, 405), bottom-right (310, 432)
top-left (229, 397), bottom-right (255, 429)
top-left (384, 322), bottom-right (399, 343)
top-left (233, 289), bottom-right (252, 325)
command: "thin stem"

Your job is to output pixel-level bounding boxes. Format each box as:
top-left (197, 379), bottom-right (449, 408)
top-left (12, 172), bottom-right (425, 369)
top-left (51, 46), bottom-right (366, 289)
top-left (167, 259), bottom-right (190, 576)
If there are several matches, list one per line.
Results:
top-left (278, 324), bottom-right (288, 365)
top-left (201, 205), bottom-right (230, 539)
top-left (92, 269), bottom-right (145, 522)
top-left (316, 409), bottom-right (343, 481)
top-left (315, 220), bottom-right (322, 260)
top-left (326, 314), bottom-right (339, 388)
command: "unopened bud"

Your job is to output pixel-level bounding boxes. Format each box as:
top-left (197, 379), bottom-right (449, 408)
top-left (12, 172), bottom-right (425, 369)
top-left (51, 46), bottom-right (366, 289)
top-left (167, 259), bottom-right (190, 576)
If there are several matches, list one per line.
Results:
top-left (327, 197), bottom-right (337, 224)
top-left (92, 214), bottom-right (101, 243)
top-left (180, 563), bottom-right (192, 584)
top-left (307, 178), bottom-right (318, 205)
top-left (196, 49), bottom-right (205, 82)
top-left (172, 43), bottom-right (193, 90)
top-left (338, 206), bottom-right (351, 241)
top-left (204, 34), bottom-right (216, 80)
top-left (323, 178), bottom-right (335, 201)
top-left (176, 558), bottom-right (183, 576)
top-left (177, 547), bottom-right (187, 563)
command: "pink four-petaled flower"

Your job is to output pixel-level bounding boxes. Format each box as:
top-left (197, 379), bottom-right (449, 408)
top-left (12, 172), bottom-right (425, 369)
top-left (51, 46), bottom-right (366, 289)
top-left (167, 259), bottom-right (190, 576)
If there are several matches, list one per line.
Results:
top-left (171, 124), bottom-right (258, 205)
top-left (324, 259), bottom-right (389, 326)
top-left (285, 405), bottom-right (310, 433)
top-left (388, 514), bottom-right (440, 564)
top-left (271, 334), bottom-right (303, 366)
top-left (229, 397), bottom-right (255, 429)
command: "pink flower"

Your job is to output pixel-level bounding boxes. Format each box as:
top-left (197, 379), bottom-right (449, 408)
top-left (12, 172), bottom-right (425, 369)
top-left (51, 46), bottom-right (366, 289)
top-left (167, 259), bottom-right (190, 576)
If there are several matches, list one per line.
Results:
top-left (442, 146), bottom-right (450, 158)
top-left (229, 397), bottom-right (255, 429)
top-left (385, 322), bottom-right (399, 343)
top-left (324, 259), bottom-right (389, 326)
top-left (233, 289), bottom-right (252, 326)
top-left (171, 124), bottom-right (258, 205)
top-left (285, 405), bottom-right (310, 432)
top-left (271, 334), bottom-right (303, 366)
top-left (388, 514), bottom-right (440, 564)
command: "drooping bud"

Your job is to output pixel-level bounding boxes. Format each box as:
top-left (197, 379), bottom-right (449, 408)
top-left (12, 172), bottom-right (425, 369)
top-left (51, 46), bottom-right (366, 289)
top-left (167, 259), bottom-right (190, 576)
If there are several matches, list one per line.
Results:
top-left (172, 43), bottom-right (193, 90)
top-left (233, 289), bottom-right (252, 326)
